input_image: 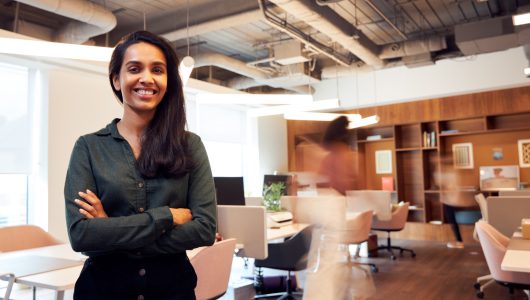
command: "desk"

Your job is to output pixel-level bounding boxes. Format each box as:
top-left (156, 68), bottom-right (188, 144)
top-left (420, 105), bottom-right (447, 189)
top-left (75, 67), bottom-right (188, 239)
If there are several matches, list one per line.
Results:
top-left (1, 244), bottom-right (204, 300)
top-left (501, 232), bottom-right (530, 273)
top-left (0, 244), bottom-right (85, 300)
top-left (267, 223), bottom-right (309, 241)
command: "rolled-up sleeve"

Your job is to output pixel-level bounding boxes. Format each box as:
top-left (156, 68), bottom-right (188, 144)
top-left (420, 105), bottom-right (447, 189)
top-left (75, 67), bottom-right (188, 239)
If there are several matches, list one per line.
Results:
top-left (64, 137), bottom-right (174, 253)
top-left (145, 134), bottom-right (217, 254)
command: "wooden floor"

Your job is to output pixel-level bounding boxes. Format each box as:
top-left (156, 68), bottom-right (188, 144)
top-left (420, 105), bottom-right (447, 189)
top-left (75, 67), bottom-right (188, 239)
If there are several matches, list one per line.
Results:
top-left (359, 239), bottom-right (528, 300)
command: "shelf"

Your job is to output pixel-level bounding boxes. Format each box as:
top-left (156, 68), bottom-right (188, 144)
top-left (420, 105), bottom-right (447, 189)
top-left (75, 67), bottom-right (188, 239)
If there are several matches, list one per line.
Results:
top-left (396, 147), bottom-right (421, 152)
top-left (439, 130), bottom-right (485, 137)
top-left (357, 137), bottom-right (394, 143)
top-left (408, 206), bottom-right (424, 211)
top-left (424, 190), bottom-right (441, 194)
top-left (422, 147), bottom-right (438, 151)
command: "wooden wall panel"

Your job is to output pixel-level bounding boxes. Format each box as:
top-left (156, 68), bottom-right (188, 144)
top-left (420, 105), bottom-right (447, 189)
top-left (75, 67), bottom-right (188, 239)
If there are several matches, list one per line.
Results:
top-left (288, 86), bottom-right (530, 171)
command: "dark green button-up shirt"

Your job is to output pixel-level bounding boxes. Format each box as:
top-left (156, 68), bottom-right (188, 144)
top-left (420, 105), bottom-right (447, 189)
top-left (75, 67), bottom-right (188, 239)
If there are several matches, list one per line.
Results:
top-left (64, 119), bottom-right (216, 258)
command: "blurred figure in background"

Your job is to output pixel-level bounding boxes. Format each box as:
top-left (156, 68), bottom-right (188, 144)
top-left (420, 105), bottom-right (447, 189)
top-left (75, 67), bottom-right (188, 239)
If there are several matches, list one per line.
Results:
top-left (318, 116), bottom-right (357, 195)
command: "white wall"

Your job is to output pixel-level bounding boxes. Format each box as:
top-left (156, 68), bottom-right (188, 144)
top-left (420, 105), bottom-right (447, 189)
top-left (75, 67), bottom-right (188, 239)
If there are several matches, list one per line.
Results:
top-left (47, 67), bottom-right (120, 241)
top-left (313, 46), bottom-right (530, 109)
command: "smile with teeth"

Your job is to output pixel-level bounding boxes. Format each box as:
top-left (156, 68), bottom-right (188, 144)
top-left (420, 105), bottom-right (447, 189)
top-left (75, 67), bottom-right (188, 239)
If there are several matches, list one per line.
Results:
top-left (134, 88), bottom-right (157, 95)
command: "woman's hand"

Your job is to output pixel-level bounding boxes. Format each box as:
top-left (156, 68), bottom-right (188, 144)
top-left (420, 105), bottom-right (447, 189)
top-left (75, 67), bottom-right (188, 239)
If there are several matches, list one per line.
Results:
top-left (169, 208), bottom-right (192, 225)
top-left (75, 189), bottom-right (108, 219)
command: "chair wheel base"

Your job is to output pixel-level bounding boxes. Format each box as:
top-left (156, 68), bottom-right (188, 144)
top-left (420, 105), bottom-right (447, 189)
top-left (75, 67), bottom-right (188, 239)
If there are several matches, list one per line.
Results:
top-left (473, 282), bottom-right (481, 290)
top-left (476, 291), bottom-right (484, 298)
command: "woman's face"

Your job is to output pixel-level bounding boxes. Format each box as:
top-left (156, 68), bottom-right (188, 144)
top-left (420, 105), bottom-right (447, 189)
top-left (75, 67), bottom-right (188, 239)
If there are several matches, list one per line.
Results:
top-left (112, 42), bottom-right (168, 115)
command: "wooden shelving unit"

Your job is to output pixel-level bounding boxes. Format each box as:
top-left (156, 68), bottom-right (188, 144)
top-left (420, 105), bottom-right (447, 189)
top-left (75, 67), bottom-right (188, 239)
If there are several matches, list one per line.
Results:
top-left (287, 89), bottom-right (530, 224)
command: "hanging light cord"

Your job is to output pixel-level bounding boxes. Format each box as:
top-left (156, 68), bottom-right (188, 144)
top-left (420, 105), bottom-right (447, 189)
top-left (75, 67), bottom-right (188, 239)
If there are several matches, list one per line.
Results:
top-left (186, 0), bottom-right (190, 56)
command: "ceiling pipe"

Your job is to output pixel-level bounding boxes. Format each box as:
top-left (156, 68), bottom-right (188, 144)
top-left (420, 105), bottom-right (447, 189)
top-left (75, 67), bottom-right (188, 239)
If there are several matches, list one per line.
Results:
top-left (161, 9), bottom-right (262, 41)
top-left (195, 52), bottom-right (315, 94)
top-left (364, 0), bottom-right (407, 41)
top-left (258, 0), bottom-right (352, 67)
top-left (379, 36), bottom-right (447, 59)
top-left (16, 0), bottom-right (116, 44)
top-left (268, 0), bottom-right (384, 68)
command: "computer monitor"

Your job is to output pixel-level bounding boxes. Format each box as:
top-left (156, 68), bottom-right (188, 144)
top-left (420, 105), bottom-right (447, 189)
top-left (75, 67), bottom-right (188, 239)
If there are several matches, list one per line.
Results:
top-left (263, 174), bottom-right (297, 196)
top-left (213, 177), bottom-right (246, 206)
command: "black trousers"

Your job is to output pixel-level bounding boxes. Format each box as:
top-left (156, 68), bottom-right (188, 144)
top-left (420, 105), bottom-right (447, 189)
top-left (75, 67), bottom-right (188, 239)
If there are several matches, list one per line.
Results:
top-left (443, 204), bottom-right (463, 242)
top-left (74, 253), bottom-right (197, 300)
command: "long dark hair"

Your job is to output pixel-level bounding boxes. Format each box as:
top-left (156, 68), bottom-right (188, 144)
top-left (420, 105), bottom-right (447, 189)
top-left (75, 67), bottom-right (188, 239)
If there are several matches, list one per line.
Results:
top-left (322, 116), bottom-right (350, 149)
top-left (109, 30), bottom-right (192, 178)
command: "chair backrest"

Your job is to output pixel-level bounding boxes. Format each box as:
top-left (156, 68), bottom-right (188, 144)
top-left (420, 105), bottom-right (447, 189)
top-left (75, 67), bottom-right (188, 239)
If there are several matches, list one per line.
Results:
top-left (0, 225), bottom-right (61, 252)
top-left (487, 196), bottom-right (530, 236)
top-left (217, 205), bottom-right (267, 259)
top-left (475, 221), bottom-right (530, 284)
top-left (339, 210), bottom-right (373, 244)
top-left (191, 238), bottom-right (237, 300)
top-left (280, 195), bottom-right (346, 228)
top-left (346, 190), bottom-right (392, 221)
top-left (371, 202), bottom-right (409, 231)
top-left (499, 189), bottom-right (530, 196)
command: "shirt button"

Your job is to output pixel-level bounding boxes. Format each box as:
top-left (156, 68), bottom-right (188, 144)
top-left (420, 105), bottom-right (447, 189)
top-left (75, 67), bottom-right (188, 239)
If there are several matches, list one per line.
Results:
top-left (139, 207), bottom-right (145, 213)
top-left (138, 295), bottom-right (144, 300)
top-left (137, 182), bottom-right (144, 188)
top-left (139, 268), bottom-right (146, 276)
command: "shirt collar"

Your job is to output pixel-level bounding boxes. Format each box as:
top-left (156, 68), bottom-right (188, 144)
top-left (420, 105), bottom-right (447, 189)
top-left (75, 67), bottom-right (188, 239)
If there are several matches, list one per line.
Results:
top-left (95, 119), bottom-right (124, 140)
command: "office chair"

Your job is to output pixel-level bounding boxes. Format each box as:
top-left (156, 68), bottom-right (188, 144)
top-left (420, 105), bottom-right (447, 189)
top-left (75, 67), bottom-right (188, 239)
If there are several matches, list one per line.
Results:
top-left (371, 203), bottom-right (416, 260)
top-left (0, 273), bottom-right (15, 300)
top-left (473, 193), bottom-right (495, 298)
top-left (475, 221), bottom-right (530, 297)
top-left (334, 210), bottom-right (378, 273)
top-left (190, 238), bottom-right (237, 300)
top-left (254, 225), bottom-right (314, 300)
top-left (0, 225), bottom-right (61, 300)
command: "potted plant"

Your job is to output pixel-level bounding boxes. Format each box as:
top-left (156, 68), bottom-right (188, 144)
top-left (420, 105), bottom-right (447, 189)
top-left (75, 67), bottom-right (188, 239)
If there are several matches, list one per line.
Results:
top-left (262, 182), bottom-right (285, 212)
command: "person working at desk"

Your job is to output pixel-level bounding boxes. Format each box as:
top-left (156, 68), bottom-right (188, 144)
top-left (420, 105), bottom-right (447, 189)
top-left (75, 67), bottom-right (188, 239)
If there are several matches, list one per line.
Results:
top-left (64, 31), bottom-right (217, 299)
top-left (318, 116), bottom-right (357, 195)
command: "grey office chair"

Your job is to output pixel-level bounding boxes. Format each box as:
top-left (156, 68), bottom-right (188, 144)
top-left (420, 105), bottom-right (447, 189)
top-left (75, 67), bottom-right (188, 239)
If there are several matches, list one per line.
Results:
top-left (254, 225), bottom-right (314, 300)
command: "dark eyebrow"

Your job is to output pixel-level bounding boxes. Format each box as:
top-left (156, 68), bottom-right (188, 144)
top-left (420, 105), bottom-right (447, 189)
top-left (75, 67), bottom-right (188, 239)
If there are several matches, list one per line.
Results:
top-left (125, 60), bottom-right (167, 68)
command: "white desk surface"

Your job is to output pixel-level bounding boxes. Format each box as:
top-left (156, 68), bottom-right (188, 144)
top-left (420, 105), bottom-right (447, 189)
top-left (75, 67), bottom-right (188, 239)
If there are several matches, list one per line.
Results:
top-left (501, 232), bottom-right (530, 273)
top-left (0, 243), bottom-right (204, 296)
top-left (267, 223), bottom-right (309, 241)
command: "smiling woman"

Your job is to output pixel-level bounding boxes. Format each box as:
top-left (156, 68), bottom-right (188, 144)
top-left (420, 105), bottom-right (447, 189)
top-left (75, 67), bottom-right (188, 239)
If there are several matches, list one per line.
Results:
top-left (64, 31), bottom-right (217, 300)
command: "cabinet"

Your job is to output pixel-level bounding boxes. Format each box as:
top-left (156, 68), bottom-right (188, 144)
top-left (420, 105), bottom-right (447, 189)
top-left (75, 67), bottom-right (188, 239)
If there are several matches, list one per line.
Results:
top-left (353, 112), bottom-right (530, 223)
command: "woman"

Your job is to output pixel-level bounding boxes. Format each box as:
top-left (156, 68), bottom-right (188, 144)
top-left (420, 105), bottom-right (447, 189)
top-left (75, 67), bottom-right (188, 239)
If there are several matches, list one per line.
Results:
top-left (64, 31), bottom-right (216, 299)
top-left (318, 116), bottom-right (357, 195)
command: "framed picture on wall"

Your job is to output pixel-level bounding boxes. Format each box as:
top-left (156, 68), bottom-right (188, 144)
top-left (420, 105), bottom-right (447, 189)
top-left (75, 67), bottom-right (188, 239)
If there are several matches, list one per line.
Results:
top-left (452, 143), bottom-right (474, 169)
top-left (375, 150), bottom-right (392, 174)
top-left (479, 165), bottom-right (519, 191)
top-left (518, 139), bottom-right (530, 168)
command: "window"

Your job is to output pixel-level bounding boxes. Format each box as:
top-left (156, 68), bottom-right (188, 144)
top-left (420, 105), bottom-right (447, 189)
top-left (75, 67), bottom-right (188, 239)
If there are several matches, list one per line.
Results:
top-left (0, 62), bottom-right (30, 226)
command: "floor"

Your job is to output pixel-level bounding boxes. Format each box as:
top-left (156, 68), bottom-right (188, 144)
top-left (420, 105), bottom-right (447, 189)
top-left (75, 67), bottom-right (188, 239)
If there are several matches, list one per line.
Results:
top-left (3, 239), bottom-right (529, 300)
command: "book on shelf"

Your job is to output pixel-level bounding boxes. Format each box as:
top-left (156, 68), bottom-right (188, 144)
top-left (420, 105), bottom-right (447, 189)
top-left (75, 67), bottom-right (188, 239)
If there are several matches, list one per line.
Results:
top-left (366, 135), bottom-right (382, 141)
top-left (382, 176), bottom-right (394, 191)
top-left (441, 129), bottom-right (459, 134)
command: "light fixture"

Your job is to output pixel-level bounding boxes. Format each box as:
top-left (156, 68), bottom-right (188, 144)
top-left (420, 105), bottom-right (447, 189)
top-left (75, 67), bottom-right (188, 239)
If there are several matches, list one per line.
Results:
top-left (196, 93), bottom-right (313, 105)
top-left (247, 99), bottom-right (339, 117)
top-left (284, 111), bottom-right (361, 121)
top-left (179, 56), bottom-right (195, 85)
top-left (179, 0), bottom-right (194, 86)
top-left (524, 67), bottom-right (530, 77)
top-left (0, 37), bottom-right (113, 62)
top-left (347, 115), bottom-right (380, 129)
top-left (513, 12), bottom-right (530, 26)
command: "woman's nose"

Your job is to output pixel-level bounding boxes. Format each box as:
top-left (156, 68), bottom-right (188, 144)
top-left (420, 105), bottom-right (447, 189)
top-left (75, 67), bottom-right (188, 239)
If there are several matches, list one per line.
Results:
top-left (139, 71), bottom-right (154, 83)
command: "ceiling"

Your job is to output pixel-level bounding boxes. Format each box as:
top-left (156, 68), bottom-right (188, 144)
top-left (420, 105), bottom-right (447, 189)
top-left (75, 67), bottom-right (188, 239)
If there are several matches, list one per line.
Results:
top-left (2, 0), bottom-right (530, 94)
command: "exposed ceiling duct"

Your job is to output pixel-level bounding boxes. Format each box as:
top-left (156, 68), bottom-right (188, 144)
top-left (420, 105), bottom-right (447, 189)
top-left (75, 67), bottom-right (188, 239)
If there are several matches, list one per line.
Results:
top-left (16, 0), bottom-right (117, 44)
top-left (268, 0), bottom-right (384, 68)
top-left (161, 9), bottom-right (262, 42)
top-left (379, 36), bottom-right (447, 60)
top-left (194, 52), bottom-right (316, 94)
top-left (455, 15), bottom-right (530, 56)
